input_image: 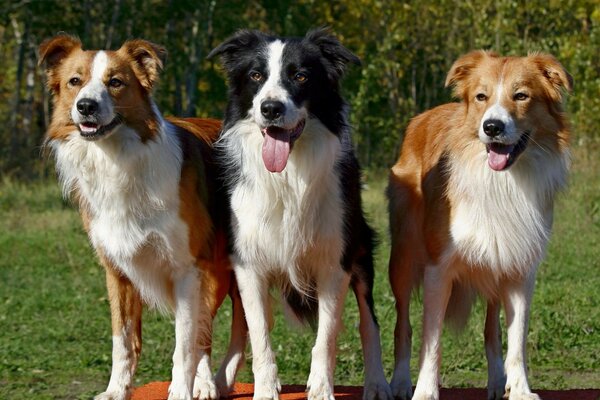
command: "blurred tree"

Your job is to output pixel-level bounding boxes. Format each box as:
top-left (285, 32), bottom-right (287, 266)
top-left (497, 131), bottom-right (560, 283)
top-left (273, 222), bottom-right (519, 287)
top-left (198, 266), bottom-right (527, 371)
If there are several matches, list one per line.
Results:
top-left (0, 0), bottom-right (598, 177)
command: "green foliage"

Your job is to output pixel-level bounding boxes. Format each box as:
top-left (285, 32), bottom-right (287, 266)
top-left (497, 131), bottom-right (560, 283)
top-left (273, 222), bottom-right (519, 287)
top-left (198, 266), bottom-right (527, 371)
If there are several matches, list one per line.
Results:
top-left (0, 0), bottom-right (599, 176)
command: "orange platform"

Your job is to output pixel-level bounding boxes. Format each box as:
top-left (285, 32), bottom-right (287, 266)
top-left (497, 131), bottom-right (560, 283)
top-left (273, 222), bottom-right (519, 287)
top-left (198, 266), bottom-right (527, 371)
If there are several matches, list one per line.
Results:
top-left (132, 382), bottom-right (600, 400)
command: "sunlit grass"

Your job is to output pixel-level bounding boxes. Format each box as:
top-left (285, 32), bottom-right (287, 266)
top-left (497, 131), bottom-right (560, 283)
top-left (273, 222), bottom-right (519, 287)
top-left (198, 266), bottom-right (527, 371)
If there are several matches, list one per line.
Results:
top-left (0, 146), bottom-right (598, 399)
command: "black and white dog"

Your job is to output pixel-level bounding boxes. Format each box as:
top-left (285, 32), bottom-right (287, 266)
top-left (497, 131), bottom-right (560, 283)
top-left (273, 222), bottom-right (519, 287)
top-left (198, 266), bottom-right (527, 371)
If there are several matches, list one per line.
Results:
top-left (209, 29), bottom-right (391, 400)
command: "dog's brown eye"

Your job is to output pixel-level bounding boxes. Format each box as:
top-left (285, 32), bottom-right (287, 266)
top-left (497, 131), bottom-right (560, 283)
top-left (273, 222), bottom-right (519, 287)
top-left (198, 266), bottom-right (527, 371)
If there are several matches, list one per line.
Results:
top-left (249, 71), bottom-right (262, 82)
top-left (514, 92), bottom-right (529, 101)
top-left (294, 72), bottom-right (308, 83)
top-left (109, 78), bottom-right (123, 88)
top-left (476, 93), bottom-right (487, 102)
top-left (69, 77), bottom-right (81, 86)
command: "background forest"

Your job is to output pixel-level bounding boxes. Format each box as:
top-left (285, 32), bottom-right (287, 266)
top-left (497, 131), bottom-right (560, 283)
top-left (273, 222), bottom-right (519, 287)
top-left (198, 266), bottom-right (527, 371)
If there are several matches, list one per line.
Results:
top-left (1, 0), bottom-right (599, 176)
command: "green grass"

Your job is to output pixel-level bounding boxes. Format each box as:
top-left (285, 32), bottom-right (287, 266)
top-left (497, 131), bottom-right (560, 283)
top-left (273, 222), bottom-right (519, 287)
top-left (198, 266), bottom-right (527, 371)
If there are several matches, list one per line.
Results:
top-left (1, 145), bottom-right (599, 399)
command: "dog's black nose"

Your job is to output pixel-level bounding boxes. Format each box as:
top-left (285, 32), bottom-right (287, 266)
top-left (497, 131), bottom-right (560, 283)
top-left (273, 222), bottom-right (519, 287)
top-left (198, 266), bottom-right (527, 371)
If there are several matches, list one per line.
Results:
top-left (76, 98), bottom-right (98, 116)
top-left (261, 100), bottom-right (285, 121)
top-left (483, 119), bottom-right (505, 137)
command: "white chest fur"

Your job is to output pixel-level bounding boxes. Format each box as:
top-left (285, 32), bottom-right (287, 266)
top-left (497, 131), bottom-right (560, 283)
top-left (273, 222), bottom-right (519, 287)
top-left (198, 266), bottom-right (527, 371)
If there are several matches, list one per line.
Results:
top-left (222, 118), bottom-right (345, 290)
top-left (448, 149), bottom-right (568, 275)
top-left (53, 124), bottom-right (193, 309)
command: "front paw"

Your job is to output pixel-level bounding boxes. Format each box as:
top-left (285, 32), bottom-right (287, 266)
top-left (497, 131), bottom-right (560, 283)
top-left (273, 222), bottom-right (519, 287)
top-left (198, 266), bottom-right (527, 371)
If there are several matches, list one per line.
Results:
top-left (306, 372), bottom-right (334, 400)
top-left (193, 375), bottom-right (219, 400)
top-left (94, 389), bottom-right (130, 400)
top-left (253, 364), bottom-right (281, 400)
top-left (168, 380), bottom-right (193, 400)
top-left (507, 391), bottom-right (541, 400)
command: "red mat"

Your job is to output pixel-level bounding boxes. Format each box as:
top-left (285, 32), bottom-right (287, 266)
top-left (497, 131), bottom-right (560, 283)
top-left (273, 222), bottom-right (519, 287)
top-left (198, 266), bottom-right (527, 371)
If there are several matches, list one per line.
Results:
top-left (132, 382), bottom-right (600, 400)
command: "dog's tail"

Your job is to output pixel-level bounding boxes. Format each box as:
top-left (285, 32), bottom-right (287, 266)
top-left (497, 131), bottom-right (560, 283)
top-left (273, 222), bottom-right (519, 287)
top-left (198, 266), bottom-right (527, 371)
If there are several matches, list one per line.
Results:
top-left (444, 282), bottom-right (477, 332)
top-left (283, 287), bottom-right (318, 330)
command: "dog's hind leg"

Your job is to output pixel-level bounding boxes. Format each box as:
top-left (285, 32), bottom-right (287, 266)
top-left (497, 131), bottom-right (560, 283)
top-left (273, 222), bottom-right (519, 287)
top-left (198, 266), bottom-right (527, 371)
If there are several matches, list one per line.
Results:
top-left (485, 300), bottom-right (506, 400)
top-left (389, 247), bottom-right (415, 400)
top-left (95, 262), bottom-right (142, 400)
top-left (502, 270), bottom-right (540, 400)
top-left (215, 278), bottom-right (248, 396)
top-left (353, 277), bottom-right (393, 400)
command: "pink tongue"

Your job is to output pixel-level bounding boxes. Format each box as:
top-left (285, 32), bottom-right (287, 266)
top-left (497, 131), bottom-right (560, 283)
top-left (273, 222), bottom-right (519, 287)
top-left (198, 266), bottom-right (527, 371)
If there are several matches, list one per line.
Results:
top-left (487, 144), bottom-right (513, 171)
top-left (262, 128), bottom-right (291, 173)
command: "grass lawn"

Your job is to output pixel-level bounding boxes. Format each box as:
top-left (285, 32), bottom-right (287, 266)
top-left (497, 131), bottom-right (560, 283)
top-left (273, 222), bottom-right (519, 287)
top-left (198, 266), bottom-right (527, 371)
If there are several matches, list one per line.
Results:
top-left (1, 145), bottom-right (598, 399)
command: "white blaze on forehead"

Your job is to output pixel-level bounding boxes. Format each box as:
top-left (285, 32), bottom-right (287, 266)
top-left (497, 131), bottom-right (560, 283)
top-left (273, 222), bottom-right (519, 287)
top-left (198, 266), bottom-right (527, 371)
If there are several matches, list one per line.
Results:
top-left (72, 51), bottom-right (114, 124)
top-left (258, 40), bottom-right (286, 101)
top-left (252, 40), bottom-right (306, 129)
top-left (479, 79), bottom-right (517, 142)
top-left (78, 51), bottom-right (109, 101)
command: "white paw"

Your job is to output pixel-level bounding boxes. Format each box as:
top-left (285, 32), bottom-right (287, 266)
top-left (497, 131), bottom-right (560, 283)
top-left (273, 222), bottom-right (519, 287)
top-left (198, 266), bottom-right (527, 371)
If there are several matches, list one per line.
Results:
top-left (363, 376), bottom-right (393, 400)
top-left (306, 372), bottom-right (334, 400)
top-left (168, 380), bottom-right (193, 400)
top-left (411, 388), bottom-right (438, 400)
top-left (193, 375), bottom-right (219, 400)
top-left (253, 364), bottom-right (281, 400)
top-left (390, 376), bottom-right (413, 400)
top-left (507, 391), bottom-right (541, 400)
top-left (94, 390), bottom-right (129, 400)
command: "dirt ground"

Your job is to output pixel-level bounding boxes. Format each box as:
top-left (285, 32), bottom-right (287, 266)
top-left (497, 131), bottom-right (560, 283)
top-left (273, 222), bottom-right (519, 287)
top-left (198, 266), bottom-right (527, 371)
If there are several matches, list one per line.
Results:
top-left (132, 382), bottom-right (600, 400)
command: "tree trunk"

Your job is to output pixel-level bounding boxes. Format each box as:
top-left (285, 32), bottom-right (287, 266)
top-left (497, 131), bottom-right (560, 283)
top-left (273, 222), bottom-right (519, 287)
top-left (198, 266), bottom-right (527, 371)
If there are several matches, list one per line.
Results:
top-left (10, 15), bottom-right (30, 166)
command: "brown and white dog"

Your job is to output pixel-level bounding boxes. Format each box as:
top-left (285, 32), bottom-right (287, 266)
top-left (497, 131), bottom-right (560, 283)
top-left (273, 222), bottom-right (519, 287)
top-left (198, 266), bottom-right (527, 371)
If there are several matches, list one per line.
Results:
top-left (39, 35), bottom-right (246, 400)
top-left (388, 51), bottom-right (572, 400)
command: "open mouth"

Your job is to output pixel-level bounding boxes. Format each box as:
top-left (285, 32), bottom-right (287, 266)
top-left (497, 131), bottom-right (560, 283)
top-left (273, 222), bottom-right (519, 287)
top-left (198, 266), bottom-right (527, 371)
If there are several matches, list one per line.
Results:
top-left (78, 116), bottom-right (122, 140)
top-left (261, 119), bottom-right (306, 173)
top-left (485, 132), bottom-right (530, 171)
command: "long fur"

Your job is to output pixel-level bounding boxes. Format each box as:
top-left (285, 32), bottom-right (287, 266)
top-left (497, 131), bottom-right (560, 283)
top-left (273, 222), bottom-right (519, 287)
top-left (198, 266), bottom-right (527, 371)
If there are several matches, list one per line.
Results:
top-left (39, 35), bottom-right (245, 400)
top-left (388, 51), bottom-right (572, 400)
top-left (211, 28), bottom-right (391, 400)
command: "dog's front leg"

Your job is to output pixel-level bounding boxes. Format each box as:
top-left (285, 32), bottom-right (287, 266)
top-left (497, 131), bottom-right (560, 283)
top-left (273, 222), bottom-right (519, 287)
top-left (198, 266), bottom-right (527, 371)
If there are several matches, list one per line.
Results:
top-left (502, 270), bottom-right (540, 400)
top-left (485, 300), bottom-right (506, 400)
top-left (306, 266), bottom-right (351, 400)
top-left (168, 269), bottom-right (201, 400)
top-left (412, 264), bottom-right (452, 400)
top-left (235, 265), bottom-right (280, 400)
top-left (95, 263), bottom-right (142, 400)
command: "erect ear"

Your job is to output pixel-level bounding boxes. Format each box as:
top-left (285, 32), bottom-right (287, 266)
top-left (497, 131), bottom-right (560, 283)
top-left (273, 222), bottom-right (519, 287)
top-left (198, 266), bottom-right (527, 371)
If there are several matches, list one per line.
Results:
top-left (118, 39), bottom-right (167, 91)
top-left (38, 34), bottom-right (82, 93)
top-left (445, 50), bottom-right (498, 99)
top-left (529, 53), bottom-right (573, 101)
top-left (304, 27), bottom-right (361, 80)
top-left (207, 29), bottom-right (265, 70)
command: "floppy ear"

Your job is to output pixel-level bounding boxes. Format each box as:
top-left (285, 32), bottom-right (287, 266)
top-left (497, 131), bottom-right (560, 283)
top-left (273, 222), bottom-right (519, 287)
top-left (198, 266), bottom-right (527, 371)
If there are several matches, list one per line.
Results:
top-left (445, 50), bottom-right (498, 99)
top-left (304, 27), bottom-right (361, 80)
top-left (529, 53), bottom-right (573, 101)
top-left (118, 39), bottom-right (167, 91)
top-left (207, 30), bottom-right (265, 70)
top-left (38, 34), bottom-right (82, 93)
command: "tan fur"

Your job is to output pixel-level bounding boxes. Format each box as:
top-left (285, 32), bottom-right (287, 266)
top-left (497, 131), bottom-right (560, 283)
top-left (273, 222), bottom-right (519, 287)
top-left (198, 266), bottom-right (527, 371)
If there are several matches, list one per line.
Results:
top-left (39, 36), bottom-right (245, 399)
top-left (388, 51), bottom-right (572, 400)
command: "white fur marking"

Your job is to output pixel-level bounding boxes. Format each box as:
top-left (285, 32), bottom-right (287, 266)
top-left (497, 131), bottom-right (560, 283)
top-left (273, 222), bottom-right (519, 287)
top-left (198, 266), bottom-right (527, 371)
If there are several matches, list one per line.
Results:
top-left (252, 41), bottom-right (306, 129)
top-left (72, 51), bottom-right (114, 126)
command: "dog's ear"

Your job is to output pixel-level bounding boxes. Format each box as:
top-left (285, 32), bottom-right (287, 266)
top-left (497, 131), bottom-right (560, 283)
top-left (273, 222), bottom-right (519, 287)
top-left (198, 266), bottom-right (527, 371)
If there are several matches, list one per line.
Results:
top-left (529, 53), bottom-right (573, 101)
top-left (119, 39), bottom-right (167, 91)
top-left (207, 30), bottom-right (264, 69)
top-left (445, 50), bottom-right (498, 99)
top-left (304, 27), bottom-right (361, 80)
top-left (38, 34), bottom-right (82, 93)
